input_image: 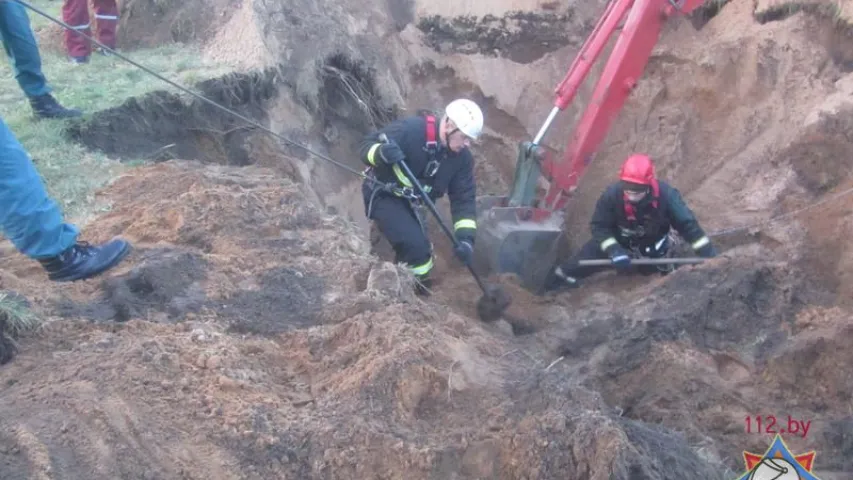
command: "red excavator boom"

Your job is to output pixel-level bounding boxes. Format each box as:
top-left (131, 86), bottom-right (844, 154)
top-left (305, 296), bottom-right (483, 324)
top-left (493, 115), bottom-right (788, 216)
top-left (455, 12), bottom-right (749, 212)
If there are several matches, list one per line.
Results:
top-left (472, 0), bottom-right (706, 293)
top-left (542, 0), bottom-right (706, 211)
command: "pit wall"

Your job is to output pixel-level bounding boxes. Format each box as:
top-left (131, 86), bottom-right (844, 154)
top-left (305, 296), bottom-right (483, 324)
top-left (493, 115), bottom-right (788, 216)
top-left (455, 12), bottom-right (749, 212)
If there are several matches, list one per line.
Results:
top-left (92, 0), bottom-right (853, 302)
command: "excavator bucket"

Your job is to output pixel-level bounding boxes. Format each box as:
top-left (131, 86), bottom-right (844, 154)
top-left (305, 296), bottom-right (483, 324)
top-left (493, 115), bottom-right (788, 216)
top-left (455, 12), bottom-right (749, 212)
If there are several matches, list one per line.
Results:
top-left (472, 203), bottom-right (565, 294)
top-left (472, 141), bottom-right (566, 294)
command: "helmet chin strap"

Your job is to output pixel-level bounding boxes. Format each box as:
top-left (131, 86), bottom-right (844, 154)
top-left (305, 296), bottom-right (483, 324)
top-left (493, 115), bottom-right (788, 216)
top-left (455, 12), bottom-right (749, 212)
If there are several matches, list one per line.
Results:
top-left (440, 116), bottom-right (460, 146)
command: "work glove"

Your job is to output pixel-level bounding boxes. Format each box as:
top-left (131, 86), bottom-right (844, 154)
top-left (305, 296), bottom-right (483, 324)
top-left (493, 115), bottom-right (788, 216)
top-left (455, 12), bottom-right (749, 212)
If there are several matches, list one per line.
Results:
top-left (453, 239), bottom-right (473, 266)
top-left (695, 243), bottom-right (717, 258)
top-left (378, 140), bottom-right (405, 165)
top-left (606, 244), bottom-right (632, 268)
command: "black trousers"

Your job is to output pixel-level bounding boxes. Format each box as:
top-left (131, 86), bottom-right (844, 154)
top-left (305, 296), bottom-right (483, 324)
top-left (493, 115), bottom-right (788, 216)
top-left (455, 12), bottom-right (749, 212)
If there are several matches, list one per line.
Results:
top-left (362, 182), bottom-right (433, 276)
top-left (559, 237), bottom-right (670, 280)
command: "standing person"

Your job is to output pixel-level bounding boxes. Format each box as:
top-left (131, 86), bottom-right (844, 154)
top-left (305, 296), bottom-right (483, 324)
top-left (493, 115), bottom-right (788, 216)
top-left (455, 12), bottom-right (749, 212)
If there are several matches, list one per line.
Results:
top-left (62, 0), bottom-right (119, 64)
top-left (0, 0), bottom-right (82, 118)
top-left (545, 153), bottom-right (717, 291)
top-left (360, 99), bottom-right (484, 295)
top-left (0, 114), bottom-right (132, 281)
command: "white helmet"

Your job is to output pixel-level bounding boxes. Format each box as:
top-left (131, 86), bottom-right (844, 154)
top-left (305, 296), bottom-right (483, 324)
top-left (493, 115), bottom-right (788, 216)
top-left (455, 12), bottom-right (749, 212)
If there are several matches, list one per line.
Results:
top-left (445, 98), bottom-right (484, 140)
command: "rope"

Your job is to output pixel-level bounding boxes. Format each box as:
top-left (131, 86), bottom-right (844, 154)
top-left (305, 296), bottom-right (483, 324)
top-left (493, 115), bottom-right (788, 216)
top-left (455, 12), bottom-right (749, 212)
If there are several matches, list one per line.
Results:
top-left (708, 184), bottom-right (853, 238)
top-left (16, 1), bottom-right (853, 243)
top-left (12, 0), bottom-right (384, 189)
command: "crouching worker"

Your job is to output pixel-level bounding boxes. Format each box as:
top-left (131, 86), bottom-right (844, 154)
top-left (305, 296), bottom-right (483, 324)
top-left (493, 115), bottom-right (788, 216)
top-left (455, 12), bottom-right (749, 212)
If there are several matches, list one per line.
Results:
top-left (360, 99), bottom-right (484, 295)
top-left (545, 153), bottom-right (717, 291)
top-left (0, 116), bottom-right (131, 282)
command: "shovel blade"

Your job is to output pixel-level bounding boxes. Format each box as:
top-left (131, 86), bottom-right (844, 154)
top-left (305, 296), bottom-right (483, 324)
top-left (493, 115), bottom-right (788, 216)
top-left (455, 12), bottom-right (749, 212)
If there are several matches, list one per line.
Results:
top-left (473, 197), bottom-right (564, 293)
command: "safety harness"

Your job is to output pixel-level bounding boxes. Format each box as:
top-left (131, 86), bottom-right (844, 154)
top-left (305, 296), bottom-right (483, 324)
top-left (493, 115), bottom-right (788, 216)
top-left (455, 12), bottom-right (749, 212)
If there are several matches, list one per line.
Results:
top-left (620, 179), bottom-right (675, 270)
top-left (364, 113), bottom-right (444, 230)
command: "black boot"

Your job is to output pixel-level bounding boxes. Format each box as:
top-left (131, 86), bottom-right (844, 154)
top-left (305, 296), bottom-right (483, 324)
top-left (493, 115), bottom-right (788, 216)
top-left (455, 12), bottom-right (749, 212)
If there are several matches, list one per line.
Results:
top-left (414, 273), bottom-right (433, 297)
top-left (28, 93), bottom-right (82, 119)
top-left (38, 239), bottom-right (131, 282)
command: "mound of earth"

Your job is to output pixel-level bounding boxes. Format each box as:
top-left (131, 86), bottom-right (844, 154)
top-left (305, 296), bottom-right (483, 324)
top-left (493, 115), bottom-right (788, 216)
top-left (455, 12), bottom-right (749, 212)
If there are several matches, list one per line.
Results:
top-left (0, 162), bottom-right (728, 479)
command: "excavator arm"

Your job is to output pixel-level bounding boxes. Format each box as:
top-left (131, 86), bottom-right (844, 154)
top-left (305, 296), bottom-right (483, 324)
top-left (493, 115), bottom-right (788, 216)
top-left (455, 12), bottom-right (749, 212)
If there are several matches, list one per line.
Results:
top-left (472, 0), bottom-right (706, 293)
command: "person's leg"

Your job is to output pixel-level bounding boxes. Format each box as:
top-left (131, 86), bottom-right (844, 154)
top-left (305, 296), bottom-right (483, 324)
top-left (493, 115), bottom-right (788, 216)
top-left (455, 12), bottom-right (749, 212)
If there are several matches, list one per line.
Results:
top-left (0, 116), bottom-right (131, 281)
top-left (62, 0), bottom-right (93, 61)
top-left (544, 238), bottom-right (613, 291)
top-left (0, 1), bottom-right (82, 118)
top-left (0, 1), bottom-right (50, 96)
top-left (367, 194), bottom-right (434, 294)
top-left (92, 0), bottom-right (119, 52)
top-left (0, 116), bottom-right (79, 258)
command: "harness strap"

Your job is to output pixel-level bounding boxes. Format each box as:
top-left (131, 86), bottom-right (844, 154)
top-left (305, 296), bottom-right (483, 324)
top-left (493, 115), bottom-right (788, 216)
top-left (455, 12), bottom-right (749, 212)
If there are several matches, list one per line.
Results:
top-left (425, 115), bottom-right (437, 150)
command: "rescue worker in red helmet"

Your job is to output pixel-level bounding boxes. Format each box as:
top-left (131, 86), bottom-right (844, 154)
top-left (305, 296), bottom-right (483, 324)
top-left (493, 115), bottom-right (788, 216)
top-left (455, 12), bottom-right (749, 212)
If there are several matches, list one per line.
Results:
top-left (359, 99), bottom-right (484, 295)
top-left (545, 153), bottom-right (717, 290)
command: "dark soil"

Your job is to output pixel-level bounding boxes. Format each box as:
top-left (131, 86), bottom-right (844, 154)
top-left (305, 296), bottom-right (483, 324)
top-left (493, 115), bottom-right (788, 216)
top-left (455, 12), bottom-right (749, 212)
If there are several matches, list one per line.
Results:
top-left (785, 112), bottom-right (853, 195)
top-left (219, 267), bottom-right (326, 335)
top-left (55, 248), bottom-right (209, 323)
top-left (819, 416), bottom-right (853, 471)
top-left (534, 257), bottom-right (845, 474)
top-left (65, 69), bottom-right (280, 165)
top-left (417, 11), bottom-right (581, 64)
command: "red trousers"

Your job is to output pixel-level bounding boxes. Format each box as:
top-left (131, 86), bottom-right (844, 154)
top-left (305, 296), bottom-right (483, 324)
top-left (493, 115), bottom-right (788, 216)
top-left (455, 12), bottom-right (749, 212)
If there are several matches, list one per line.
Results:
top-left (62, 0), bottom-right (119, 57)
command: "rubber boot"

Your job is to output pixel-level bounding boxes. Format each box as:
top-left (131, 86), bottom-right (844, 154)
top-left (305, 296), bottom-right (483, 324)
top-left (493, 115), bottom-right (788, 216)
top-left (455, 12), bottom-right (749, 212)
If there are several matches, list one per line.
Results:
top-left (28, 93), bottom-right (82, 119)
top-left (38, 238), bottom-right (131, 282)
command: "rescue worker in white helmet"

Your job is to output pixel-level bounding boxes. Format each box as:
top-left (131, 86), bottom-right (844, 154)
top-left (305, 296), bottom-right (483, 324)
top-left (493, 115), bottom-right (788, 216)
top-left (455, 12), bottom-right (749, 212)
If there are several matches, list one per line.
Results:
top-left (360, 98), bottom-right (484, 295)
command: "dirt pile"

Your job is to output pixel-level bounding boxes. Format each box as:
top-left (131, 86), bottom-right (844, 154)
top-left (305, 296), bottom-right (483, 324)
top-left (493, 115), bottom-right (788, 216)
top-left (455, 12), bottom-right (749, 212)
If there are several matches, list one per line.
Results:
top-left (0, 162), bottom-right (726, 479)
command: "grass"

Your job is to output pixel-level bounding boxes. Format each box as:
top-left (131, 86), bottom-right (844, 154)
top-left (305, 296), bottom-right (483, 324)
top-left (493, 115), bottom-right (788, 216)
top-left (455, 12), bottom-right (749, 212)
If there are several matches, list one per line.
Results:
top-left (0, 0), bottom-right (232, 223)
top-left (0, 291), bottom-right (40, 338)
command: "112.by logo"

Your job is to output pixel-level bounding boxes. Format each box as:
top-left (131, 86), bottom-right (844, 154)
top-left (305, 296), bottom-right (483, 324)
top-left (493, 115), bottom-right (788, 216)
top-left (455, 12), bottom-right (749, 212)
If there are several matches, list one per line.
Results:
top-left (733, 434), bottom-right (822, 480)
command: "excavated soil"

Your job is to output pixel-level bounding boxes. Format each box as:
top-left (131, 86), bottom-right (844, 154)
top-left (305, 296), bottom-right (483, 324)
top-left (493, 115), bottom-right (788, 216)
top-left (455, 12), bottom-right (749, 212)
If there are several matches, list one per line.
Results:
top-left (3, 0), bottom-right (853, 478)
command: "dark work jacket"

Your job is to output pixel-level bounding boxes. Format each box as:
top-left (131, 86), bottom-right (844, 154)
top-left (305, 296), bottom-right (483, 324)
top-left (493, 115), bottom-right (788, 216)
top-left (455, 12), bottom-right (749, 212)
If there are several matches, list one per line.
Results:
top-left (359, 113), bottom-right (477, 242)
top-left (590, 180), bottom-right (709, 252)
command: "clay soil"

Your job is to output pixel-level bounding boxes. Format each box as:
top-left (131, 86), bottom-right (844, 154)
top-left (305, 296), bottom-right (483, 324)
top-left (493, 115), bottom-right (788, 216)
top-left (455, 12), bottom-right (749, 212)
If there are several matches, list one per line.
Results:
top-left (3, 0), bottom-right (853, 478)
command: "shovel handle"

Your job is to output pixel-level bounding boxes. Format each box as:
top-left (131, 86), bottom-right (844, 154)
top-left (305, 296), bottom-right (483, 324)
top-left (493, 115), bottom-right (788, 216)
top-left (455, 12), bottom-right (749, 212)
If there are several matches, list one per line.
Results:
top-left (578, 257), bottom-right (706, 266)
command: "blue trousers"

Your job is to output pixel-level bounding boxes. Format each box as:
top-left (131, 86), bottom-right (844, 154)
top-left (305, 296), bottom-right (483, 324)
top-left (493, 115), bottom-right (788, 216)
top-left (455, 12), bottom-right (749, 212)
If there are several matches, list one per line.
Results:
top-left (0, 1), bottom-right (50, 97)
top-left (0, 116), bottom-right (78, 258)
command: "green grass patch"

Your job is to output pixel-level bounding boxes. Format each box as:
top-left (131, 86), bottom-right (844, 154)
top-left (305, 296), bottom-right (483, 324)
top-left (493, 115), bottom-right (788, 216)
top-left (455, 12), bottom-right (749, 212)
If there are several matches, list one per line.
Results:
top-left (0, 291), bottom-right (41, 339)
top-left (0, 0), bottom-right (232, 222)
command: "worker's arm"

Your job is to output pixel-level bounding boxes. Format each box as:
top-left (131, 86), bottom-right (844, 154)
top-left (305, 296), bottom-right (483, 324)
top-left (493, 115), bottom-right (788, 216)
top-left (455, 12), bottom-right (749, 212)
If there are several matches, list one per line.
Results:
top-left (447, 152), bottom-right (477, 244)
top-left (358, 119), bottom-right (408, 168)
top-left (662, 184), bottom-right (716, 257)
top-left (589, 185), bottom-right (623, 254)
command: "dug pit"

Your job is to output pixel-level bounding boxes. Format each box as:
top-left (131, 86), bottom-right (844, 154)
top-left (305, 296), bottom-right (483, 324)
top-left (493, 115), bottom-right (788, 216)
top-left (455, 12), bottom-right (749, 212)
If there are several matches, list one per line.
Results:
top-left (7, 0), bottom-right (853, 478)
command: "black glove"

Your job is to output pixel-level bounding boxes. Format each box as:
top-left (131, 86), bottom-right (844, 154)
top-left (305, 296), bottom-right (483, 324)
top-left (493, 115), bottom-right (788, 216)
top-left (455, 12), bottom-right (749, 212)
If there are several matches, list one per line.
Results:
top-left (695, 243), bottom-right (717, 258)
top-left (378, 140), bottom-right (405, 165)
top-left (453, 239), bottom-right (473, 265)
top-left (606, 244), bottom-right (632, 268)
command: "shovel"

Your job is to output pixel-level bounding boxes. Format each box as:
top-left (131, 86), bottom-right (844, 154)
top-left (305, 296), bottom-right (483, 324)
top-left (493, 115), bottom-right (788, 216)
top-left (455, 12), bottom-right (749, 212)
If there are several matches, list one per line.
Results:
top-left (380, 135), bottom-right (511, 321)
top-left (578, 257), bottom-right (706, 266)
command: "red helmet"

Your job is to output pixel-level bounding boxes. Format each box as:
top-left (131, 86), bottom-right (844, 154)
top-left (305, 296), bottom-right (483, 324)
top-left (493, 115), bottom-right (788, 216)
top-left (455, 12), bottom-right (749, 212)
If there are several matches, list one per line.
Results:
top-left (619, 153), bottom-right (656, 186)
